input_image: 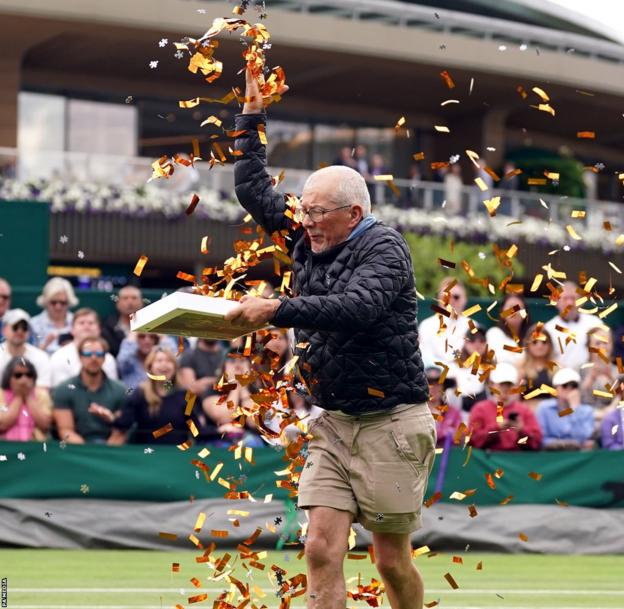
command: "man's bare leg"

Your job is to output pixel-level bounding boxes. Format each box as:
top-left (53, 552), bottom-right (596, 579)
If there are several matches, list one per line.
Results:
top-left (305, 506), bottom-right (353, 609)
top-left (373, 531), bottom-right (424, 609)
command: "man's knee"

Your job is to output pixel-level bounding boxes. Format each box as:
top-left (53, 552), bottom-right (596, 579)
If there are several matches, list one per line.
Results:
top-left (305, 532), bottom-right (345, 570)
top-left (375, 553), bottom-right (412, 583)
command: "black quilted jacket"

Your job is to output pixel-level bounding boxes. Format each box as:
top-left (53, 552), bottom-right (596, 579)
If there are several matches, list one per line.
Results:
top-left (234, 113), bottom-right (429, 414)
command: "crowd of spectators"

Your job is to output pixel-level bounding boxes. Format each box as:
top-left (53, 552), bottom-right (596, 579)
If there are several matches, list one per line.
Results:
top-left (0, 274), bottom-right (622, 452)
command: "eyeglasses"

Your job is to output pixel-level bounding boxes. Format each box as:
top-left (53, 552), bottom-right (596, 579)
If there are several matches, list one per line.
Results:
top-left (559, 382), bottom-right (579, 390)
top-left (11, 322), bottom-right (29, 332)
top-left (12, 371), bottom-right (35, 379)
top-left (81, 350), bottom-right (105, 358)
top-left (49, 300), bottom-right (69, 307)
top-left (300, 204), bottom-right (351, 222)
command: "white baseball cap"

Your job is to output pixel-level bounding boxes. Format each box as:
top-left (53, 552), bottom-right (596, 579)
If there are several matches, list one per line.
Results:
top-left (489, 362), bottom-right (519, 385)
top-left (552, 368), bottom-right (581, 387)
top-left (3, 308), bottom-right (31, 328)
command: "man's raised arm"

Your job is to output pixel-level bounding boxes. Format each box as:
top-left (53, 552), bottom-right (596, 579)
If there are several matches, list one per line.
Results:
top-left (234, 69), bottom-right (292, 235)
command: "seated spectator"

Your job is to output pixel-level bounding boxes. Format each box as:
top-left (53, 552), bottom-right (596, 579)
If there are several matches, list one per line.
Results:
top-left (117, 331), bottom-right (160, 388)
top-left (580, 327), bottom-right (619, 418)
top-left (601, 407), bottom-right (624, 450)
top-left (469, 363), bottom-right (542, 451)
top-left (544, 281), bottom-right (602, 370)
top-left (536, 368), bottom-right (595, 451)
top-left (109, 347), bottom-right (195, 445)
top-left (518, 324), bottom-right (557, 406)
top-left (418, 278), bottom-right (470, 367)
top-left (486, 293), bottom-right (530, 366)
top-left (201, 351), bottom-right (263, 447)
top-left (101, 285), bottom-right (143, 357)
top-left (30, 277), bottom-right (78, 355)
top-left (52, 337), bottom-right (126, 444)
top-left (50, 308), bottom-right (118, 386)
top-left (0, 309), bottom-right (51, 387)
top-left (451, 326), bottom-right (491, 413)
top-left (0, 277), bottom-right (11, 340)
top-left (426, 365), bottom-right (462, 447)
top-left (178, 338), bottom-right (225, 398)
top-left (0, 357), bottom-right (52, 441)
top-left (443, 163), bottom-right (463, 215)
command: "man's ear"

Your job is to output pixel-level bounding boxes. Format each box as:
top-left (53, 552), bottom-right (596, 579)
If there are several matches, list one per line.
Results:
top-left (351, 205), bottom-right (364, 224)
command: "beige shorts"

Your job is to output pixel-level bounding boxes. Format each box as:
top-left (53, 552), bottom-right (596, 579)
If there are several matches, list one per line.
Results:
top-left (298, 403), bottom-right (436, 534)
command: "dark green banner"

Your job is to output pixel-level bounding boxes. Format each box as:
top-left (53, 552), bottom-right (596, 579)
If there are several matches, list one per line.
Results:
top-left (0, 442), bottom-right (622, 507)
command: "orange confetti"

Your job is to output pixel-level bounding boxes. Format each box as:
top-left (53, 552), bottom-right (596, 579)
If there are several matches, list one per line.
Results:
top-left (440, 70), bottom-right (455, 88)
top-left (424, 491), bottom-right (442, 508)
top-left (518, 533), bottom-right (529, 542)
top-left (500, 495), bottom-right (513, 505)
top-left (185, 193), bottom-right (200, 215)
top-left (468, 504), bottom-right (478, 518)
top-left (172, 563), bottom-right (180, 572)
top-left (153, 423), bottom-right (173, 439)
top-left (133, 255), bottom-right (148, 277)
top-left (577, 131), bottom-right (595, 139)
top-left (188, 594), bottom-right (208, 603)
top-left (452, 556), bottom-right (464, 564)
top-left (367, 387), bottom-right (385, 398)
top-left (444, 573), bottom-right (459, 589)
top-left (476, 561), bottom-right (483, 570)
top-left (558, 407), bottom-right (574, 417)
top-left (485, 473), bottom-right (496, 489)
top-left (159, 532), bottom-right (177, 541)
top-left (528, 471), bottom-right (542, 481)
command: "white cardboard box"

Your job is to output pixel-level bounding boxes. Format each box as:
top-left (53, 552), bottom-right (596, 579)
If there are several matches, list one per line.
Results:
top-left (130, 292), bottom-right (267, 340)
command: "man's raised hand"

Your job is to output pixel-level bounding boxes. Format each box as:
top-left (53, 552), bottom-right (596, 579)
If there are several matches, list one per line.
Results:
top-left (242, 67), bottom-right (289, 114)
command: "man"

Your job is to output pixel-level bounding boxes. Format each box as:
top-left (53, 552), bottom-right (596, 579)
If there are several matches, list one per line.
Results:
top-left (53, 336), bottom-right (126, 444)
top-left (116, 331), bottom-right (160, 388)
top-left (178, 338), bottom-right (225, 399)
top-left (224, 70), bottom-right (433, 609)
top-left (50, 308), bottom-right (118, 386)
top-left (418, 278), bottom-right (470, 367)
top-left (469, 363), bottom-right (542, 451)
top-left (0, 309), bottom-right (51, 387)
top-left (0, 277), bottom-right (11, 340)
top-left (544, 281), bottom-right (602, 370)
top-left (101, 285), bottom-right (143, 357)
top-left (536, 368), bottom-right (595, 451)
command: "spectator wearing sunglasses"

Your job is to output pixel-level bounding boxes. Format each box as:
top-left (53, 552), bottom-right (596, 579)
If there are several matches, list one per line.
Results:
top-left (518, 324), bottom-right (556, 407)
top-left (50, 308), bottom-right (118, 386)
top-left (0, 357), bottom-right (52, 441)
top-left (0, 309), bottom-right (51, 387)
top-left (0, 277), bottom-right (11, 342)
top-left (536, 368), bottom-right (595, 451)
top-left (52, 336), bottom-right (126, 444)
top-left (30, 277), bottom-right (79, 355)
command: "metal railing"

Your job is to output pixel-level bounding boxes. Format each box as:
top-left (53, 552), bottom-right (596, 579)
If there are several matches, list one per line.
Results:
top-left (1, 146), bottom-right (622, 228)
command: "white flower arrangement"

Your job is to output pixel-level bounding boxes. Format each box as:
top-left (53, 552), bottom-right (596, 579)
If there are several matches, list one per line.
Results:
top-left (0, 177), bottom-right (620, 252)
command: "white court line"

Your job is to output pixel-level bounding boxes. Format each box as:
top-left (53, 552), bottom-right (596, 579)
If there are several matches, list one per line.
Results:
top-left (9, 587), bottom-right (624, 595)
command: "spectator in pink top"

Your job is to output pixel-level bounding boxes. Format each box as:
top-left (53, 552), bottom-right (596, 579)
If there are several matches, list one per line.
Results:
top-left (0, 357), bottom-right (52, 441)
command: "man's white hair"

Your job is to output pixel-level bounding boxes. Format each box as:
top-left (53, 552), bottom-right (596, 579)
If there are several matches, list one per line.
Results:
top-left (303, 165), bottom-right (371, 216)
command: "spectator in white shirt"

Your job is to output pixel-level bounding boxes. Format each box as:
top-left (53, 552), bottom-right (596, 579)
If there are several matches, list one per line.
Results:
top-left (544, 281), bottom-right (602, 370)
top-left (486, 294), bottom-right (531, 367)
top-left (30, 277), bottom-right (78, 355)
top-left (0, 309), bottom-right (51, 387)
top-left (50, 308), bottom-right (118, 386)
top-left (418, 278), bottom-right (469, 367)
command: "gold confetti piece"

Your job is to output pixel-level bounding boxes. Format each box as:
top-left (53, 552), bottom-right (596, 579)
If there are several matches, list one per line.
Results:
top-left (159, 531), bottom-right (177, 541)
top-left (528, 178), bottom-right (547, 185)
top-left (177, 441), bottom-right (192, 451)
top-left (413, 545), bottom-right (430, 557)
top-left (146, 372), bottom-right (167, 382)
top-left (558, 407), bottom-right (574, 417)
top-left (500, 495), bottom-right (513, 505)
top-left (483, 196), bottom-right (500, 216)
top-left (211, 529), bottom-right (229, 538)
top-left (200, 115), bottom-right (222, 128)
top-left (452, 556), bottom-right (464, 564)
top-left (197, 447), bottom-right (210, 459)
top-left (570, 210), bottom-right (586, 218)
top-left (200, 236), bottom-right (211, 255)
top-left (598, 302), bottom-right (618, 319)
top-left (413, 152), bottom-right (425, 160)
top-left (133, 255), bottom-right (148, 277)
top-left (463, 446), bottom-right (473, 467)
top-left (544, 171), bottom-right (559, 180)
top-left (494, 468), bottom-right (504, 479)
top-left (187, 419), bottom-right (199, 437)
top-left (532, 86), bottom-right (550, 101)
top-left (172, 563), bottom-right (180, 572)
top-left (227, 509), bottom-right (250, 517)
top-left (395, 116), bottom-right (406, 129)
top-left (176, 271), bottom-right (196, 284)
top-left (347, 553), bottom-right (368, 560)
top-left (440, 70), bottom-right (455, 88)
top-left (185, 392), bottom-right (197, 417)
top-left (367, 387), bottom-right (385, 398)
top-left (434, 125), bottom-right (450, 133)
top-left (462, 304), bottom-right (482, 317)
top-left (474, 177), bottom-right (488, 191)
top-left (530, 274), bottom-right (543, 292)
top-left (537, 103), bottom-right (555, 116)
top-left (506, 244), bottom-right (518, 258)
top-left (444, 573), bottom-right (459, 589)
top-left (528, 471), bottom-right (542, 481)
top-left (190, 577), bottom-right (201, 588)
top-left (485, 473), bottom-right (496, 489)
top-left (257, 124), bottom-right (268, 145)
top-left (153, 423), bottom-right (173, 439)
top-left (518, 533), bottom-right (529, 542)
top-left (476, 561), bottom-right (483, 570)
top-left (194, 512), bottom-right (206, 532)
top-left (185, 193), bottom-right (200, 215)
top-left (374, 174), bottom-right (394, 181)
top-left (577, 131), bottom-right (595, 139)
top-left (348, 527), bottom-right (357, 550)
top-left (593, 389), bottom-right (614, 399)
top-left (566, 225), bottom-right (582, 240)
top-left (188, 594), bottom-right (208, 604)
top-left (210, 462), bottom-right (223, 481)
top-left (425, 602), bottom-right (440, 609)
top-left (424, 491), bottom-right (442, 507)
top-left (609, 261), bottom-right (622, 274)
top-left (438, 258), bottom-right (456, 269)
top-left (450, 491), bottom-right (467, 501)
top-left (468, 504), bottom-right (478, 518)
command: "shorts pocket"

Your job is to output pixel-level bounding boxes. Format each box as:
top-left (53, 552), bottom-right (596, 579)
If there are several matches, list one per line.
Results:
top-left (390, 415), bottom-right (436, 470)
top-left (373, 461), bottom-right (427, 513)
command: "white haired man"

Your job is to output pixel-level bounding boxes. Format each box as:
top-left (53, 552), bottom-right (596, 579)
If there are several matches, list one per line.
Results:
top-left (225, 70), bottom-right (434, 609)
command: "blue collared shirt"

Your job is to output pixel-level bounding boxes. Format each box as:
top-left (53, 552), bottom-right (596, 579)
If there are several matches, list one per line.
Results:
top-left (536, 398), bottom-right (595, 447)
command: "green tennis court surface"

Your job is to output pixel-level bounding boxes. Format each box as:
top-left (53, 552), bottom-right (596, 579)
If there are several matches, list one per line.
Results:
top-left (2, 550), bottom-right (623, 608)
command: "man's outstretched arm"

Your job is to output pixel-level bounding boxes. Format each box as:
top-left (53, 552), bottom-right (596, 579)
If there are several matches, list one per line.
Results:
top-left (234, 69), bottom-right (293, 235)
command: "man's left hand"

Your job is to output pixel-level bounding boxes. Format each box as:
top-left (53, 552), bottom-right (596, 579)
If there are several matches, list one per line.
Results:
top-left (224, 295), bottom-right (281, 325)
